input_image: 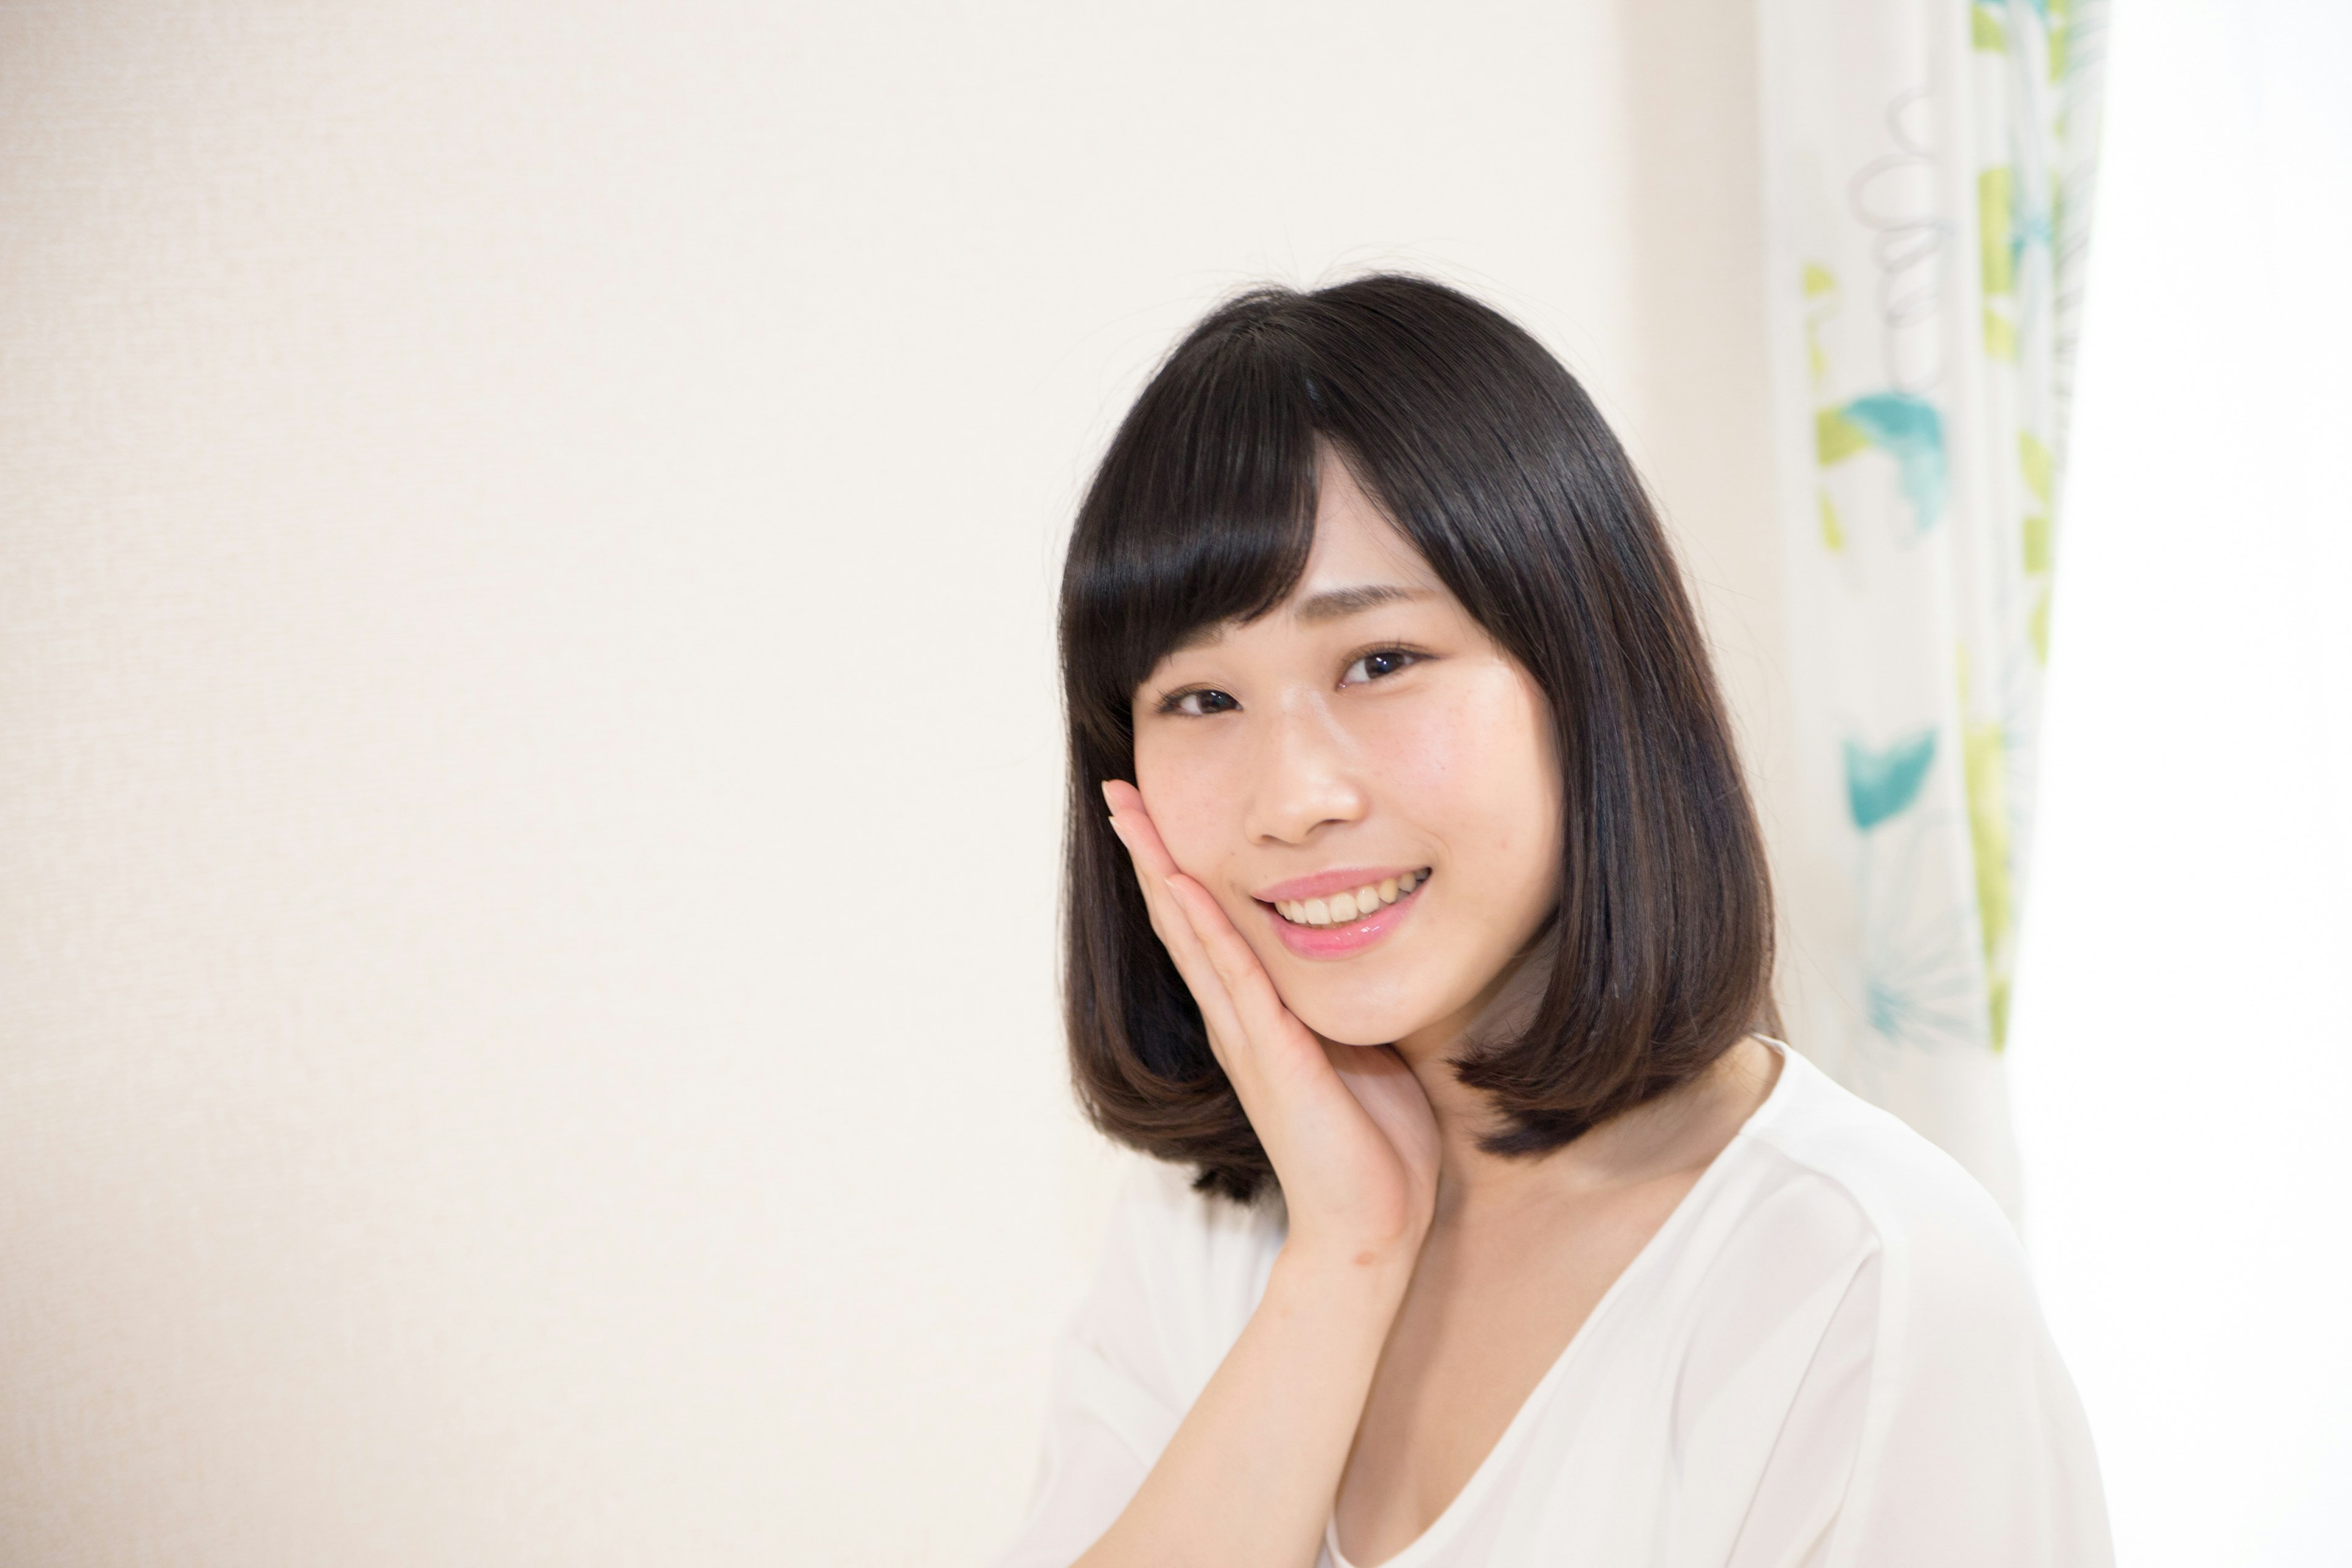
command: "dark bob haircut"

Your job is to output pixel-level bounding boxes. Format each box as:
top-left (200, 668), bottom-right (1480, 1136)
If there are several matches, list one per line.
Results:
top-left (1058, 274), bottom-right (1777, 1203)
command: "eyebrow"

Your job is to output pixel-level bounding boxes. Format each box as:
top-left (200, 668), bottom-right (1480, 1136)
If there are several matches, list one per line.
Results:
top-left (1295, 583), bottom-right (1433, 624)
top-left (1169, 584), bottom-right (1434, 652)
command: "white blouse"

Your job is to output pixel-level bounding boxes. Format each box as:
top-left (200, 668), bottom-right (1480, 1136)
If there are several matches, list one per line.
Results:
top-left (992, 1044), bottom-right (2111, 1568)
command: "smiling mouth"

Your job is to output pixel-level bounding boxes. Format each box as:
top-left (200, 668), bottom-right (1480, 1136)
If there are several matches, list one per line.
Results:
top-left (1267, 869), bottom-right (1431, 929)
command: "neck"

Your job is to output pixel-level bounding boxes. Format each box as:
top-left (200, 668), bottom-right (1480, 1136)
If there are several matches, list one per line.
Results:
top-left (1389, 951), bottom-right (1780, 1221)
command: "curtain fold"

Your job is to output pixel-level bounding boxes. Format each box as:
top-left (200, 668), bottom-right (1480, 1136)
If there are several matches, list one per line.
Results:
top-left (1755, 0), bottom-right (2108, 1213)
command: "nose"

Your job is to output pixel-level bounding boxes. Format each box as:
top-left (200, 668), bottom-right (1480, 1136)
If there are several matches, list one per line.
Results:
top-left (1241, 695), bottom-right (1370, 846)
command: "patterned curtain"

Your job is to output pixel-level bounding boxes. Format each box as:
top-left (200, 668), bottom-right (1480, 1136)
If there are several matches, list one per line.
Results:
top-left (1755, 0), bottom-right (2108, 1213)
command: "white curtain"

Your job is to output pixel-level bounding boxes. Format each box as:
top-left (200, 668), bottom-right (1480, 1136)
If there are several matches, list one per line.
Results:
top-left (1755, 0), bottom-right (2108, 1212)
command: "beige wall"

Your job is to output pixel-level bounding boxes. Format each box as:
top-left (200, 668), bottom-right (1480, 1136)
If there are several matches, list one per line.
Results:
top-left (0, 4), bottom-right (1783, 1561)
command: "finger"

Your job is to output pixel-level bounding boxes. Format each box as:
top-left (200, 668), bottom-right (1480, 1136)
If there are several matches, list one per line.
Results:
top-left (1101, 812), bottom-right (1165, 932)
top-left (1099, 785), bottom-right (1261, 1070)
top-left (1102, 789), bottom-right (1223, 990)
top-left (1101, 779), bottom-right (1181, 881)
top-left (1152, 872), bottom-right (1251, 1054)
top-left (1163, 873), bottom-right (1319, 1070)
top-left (1325, 1043), bottom-right (1441, 1186)
top-left (1101, 809), bottom-right (1248, 1059)
top-left (1106, 811), bottom-right (1200, 962)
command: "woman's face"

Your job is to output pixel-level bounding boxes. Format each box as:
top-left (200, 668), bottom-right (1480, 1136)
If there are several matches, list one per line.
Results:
top-left (1129, 450), bottom-right (1564, 1050)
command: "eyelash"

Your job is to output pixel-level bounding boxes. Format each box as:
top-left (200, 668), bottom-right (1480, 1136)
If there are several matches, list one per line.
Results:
top-left (1154, 646), bottom-right (1427, 717)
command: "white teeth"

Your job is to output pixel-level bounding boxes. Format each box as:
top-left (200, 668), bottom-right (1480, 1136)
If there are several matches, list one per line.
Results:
top-left (1274, 871), bottom-right (1430, 927)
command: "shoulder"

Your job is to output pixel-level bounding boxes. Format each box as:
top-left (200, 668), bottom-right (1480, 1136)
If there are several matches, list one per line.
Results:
top-left (1739, 1047), bottom-right (2038, 1332)
top-left (1663, 1047), bottom-right (2059, 1447)
top-left (1725, 1060), bottom-right (2111, 1561)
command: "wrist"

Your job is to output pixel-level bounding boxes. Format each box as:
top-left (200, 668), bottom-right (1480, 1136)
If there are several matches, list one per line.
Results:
top-left (1271, 1228), bottom-right (1424, 1311)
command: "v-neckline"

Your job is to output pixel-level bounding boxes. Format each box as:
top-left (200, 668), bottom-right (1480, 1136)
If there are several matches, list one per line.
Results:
top-left (1323, 1039), bottom-right (1796, 1568)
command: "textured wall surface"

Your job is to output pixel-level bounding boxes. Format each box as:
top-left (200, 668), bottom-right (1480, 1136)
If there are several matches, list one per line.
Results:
top-left (0, 3), bottom-right (1782, 1561)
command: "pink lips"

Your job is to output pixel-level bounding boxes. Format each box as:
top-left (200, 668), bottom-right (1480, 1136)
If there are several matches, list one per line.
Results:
top-left (1253, 865), bottom-right (1425, 903)
top-left (1261, 872), bottom-right (1431, 960)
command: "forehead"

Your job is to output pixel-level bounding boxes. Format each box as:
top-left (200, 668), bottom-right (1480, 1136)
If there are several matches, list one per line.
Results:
top-left (1302, 453), bottom-right (1441, 589)
top-left (1169, 454), bottom-right (1444, 655)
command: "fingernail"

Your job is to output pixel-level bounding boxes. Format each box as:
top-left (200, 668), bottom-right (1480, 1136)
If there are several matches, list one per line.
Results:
top-left (1099, 780), bottom-right (1116, 806)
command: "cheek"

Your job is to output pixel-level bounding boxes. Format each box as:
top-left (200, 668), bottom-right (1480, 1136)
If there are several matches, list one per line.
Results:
top-left (1374, 667), bottom-right (1561, 875)
top-left (1131, 737), bottom-right (1238, 880)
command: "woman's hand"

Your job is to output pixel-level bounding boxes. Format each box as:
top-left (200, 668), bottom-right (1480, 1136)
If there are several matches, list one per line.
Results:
top-left (1102, 779), bottom-right (1440, 1270)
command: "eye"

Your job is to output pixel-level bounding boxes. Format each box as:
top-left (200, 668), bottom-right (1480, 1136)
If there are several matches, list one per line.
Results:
top-left (1158, 687), bottom-right (1239, 717)
top-left (1341, 647), bottom-right (1423, 686)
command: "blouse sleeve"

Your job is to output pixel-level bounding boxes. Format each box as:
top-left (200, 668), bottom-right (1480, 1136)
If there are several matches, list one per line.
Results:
top-left (1811, 1192), bottom-right (2113, 1568)
top-left (989, 1163), bottom-right (1280, 1568)
top-left (1721, 1161), bottom-right (2113, 1568)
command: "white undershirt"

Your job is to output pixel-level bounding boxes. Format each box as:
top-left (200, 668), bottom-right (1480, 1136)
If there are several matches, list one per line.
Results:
top-left (993, 1044), bottom-right (2111, 1568)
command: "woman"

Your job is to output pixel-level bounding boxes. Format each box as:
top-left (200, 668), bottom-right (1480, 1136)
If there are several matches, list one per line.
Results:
top-left (997, 276), bottom-right (2108, 1568)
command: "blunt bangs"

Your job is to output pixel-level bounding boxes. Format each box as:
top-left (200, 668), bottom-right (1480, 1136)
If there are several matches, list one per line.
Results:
top-left (1058, 276), bottom-right (1779, 1202)
top-left (1059, 300), bottom-right (1323, 767)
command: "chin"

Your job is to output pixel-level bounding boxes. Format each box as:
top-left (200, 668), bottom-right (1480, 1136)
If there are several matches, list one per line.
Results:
top-left (1286, 989), bottom-right (1432, 1050)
